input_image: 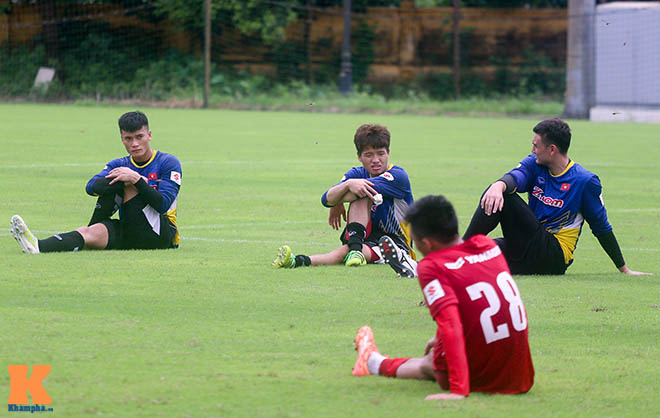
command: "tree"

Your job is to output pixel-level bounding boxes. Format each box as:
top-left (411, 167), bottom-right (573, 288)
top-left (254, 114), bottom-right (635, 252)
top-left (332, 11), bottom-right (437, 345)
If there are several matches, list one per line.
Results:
top-left (152, 0), bottom-right (299, 45)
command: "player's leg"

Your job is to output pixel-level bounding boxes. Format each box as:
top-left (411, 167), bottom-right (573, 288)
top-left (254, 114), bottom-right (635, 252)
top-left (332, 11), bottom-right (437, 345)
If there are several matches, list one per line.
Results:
top-left (352, 326), bottom-right (435, 381)
top-left (344, 198), bottom-right (371, 266)
top-left (87, 182), bottom-right (124, 226)
top-left (495, 195), bottom-right (565, 274)
top-left (116, 189), bottom-right (177, 250)
top-left (273, 243), bottom-right (376, 268)
top-left (10, 214), bottom-right (101, 253)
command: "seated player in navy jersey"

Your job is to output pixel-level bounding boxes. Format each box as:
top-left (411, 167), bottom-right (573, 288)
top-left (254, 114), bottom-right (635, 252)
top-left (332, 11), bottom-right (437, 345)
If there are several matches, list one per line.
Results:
top-left (352, 195), bottom-right (534, 398)
top-left (272, 124), bottom-right (417, 276)
top-left (10, 111), bottom-right (181, 253)
top-left (462, 118), bottom-right (649, 275)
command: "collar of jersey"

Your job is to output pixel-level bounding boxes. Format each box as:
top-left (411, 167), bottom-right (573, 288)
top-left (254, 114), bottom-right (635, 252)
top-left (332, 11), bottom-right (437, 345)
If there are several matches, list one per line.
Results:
top-left (131, 150), bottom-right (158, 168)
top-left (370, 163), bottom-right (394, 177)
top-left (550, 159), bottom-right (574, 178)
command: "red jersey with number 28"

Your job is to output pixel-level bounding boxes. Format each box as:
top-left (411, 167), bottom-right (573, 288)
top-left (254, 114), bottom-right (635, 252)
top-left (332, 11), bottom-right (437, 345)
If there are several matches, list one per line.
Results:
top-left (417, 234), bottom-right (534, 394)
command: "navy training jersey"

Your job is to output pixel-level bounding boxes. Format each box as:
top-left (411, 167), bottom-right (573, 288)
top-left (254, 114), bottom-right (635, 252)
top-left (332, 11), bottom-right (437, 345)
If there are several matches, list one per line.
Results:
top-left (506, 154), bottom-right (612, 264)
top-left (321, 164), bottom-right (415, 255)
top-left (86, 150), bottom-right (182, 245)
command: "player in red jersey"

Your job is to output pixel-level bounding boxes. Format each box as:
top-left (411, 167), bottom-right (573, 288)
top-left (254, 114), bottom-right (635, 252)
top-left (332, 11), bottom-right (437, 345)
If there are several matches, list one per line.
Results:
top-left (352, 195), bottom-right (534, 399)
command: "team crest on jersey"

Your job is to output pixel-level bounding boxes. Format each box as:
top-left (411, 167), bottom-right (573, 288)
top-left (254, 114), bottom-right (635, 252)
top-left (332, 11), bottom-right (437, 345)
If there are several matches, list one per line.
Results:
top-left (148, 172), bottom-right (158, 180)
top-left (170, 171), bottom-right (181, 185)
top-left (380, 172), bottom-right (394, 181)
top-left (560, 183), bottom-right (571, 191)
top-left (532, 186), bottom-right (564, 208)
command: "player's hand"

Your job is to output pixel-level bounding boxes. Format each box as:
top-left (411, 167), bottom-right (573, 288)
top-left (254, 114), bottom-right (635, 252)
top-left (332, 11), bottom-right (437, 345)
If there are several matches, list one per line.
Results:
top-left (424, 336), bottom-right (437, 355)
top-left (619, 265), bottom-right (652, 275)
top-left (480, 181), bottom-right (507, 216)
top-left (425, 393), bottom-right (466, 400)
top-left (346, 179), bottom-right (378, 200)
top-left (328, 204), bottom-right (347, 230)
top-left (107, 167), bottom-right (140, 185)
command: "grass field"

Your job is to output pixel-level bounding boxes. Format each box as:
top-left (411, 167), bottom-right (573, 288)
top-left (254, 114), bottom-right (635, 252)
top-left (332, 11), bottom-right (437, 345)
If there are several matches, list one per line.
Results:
top-left (1, 103), bottom-right (658, 417)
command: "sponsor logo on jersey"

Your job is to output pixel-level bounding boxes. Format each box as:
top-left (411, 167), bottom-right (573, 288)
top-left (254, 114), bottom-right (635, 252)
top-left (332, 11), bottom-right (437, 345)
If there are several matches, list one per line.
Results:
top-left (464, 245), bottom-right (501, 265)
top-left (148, 172), bottom-right (158, 180)
top-left (537, 176), bottom-right (545, 185)
top-left (560, 183), bottom-right (571, 191)
top-left (445, 257), bottom-right (465, 270)
top-left (423, 279), bottom-right (445, 306)
top-left (532, 186), bottom-right (564, 208)
top-left (380, 172), bottom-right (394, 181)
top-left (170, 171), bottom-right (181, 185)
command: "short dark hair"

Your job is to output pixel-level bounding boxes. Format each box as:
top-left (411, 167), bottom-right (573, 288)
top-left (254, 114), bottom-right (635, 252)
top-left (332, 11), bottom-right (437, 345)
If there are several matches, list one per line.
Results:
top-left (354, 124), bottom-right (390, 154)
top-left (404, 195), bottom-right (459, 244)
top-left (533, 118), bottom-right (571, 154)
top-left (118, 111), bottom-right (149, 133)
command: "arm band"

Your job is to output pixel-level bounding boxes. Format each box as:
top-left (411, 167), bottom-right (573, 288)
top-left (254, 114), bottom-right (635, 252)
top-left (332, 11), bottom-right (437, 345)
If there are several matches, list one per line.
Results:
top-left (596, 231), bottom-right (626, 269)
top-left (135, 178), bottom-right (164, 211)
top-left (496, 174), bottom-right (516, 194)
top-left (91, 178), bottom-right (125, 196)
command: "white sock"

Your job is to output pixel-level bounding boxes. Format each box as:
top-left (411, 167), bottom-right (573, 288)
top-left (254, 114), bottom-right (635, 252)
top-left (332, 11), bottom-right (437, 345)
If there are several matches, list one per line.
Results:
top-left (367, 351), bottom-right (386, 375)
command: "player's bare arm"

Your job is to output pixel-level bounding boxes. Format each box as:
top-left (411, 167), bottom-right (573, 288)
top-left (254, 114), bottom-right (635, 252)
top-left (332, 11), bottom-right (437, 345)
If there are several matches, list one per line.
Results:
top-left (325, 179), bottom-right (377, 206)
top-left (424, 336), bottom-right (437, 355)
top-left (480, 180), bottom-right (507, 216)
top-left (328, 204), bottom-right (347, 230)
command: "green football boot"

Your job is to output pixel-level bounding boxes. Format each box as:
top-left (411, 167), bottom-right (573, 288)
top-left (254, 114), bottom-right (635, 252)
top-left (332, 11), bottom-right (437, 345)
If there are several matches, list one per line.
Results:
top-left (273, 245), bottom-right (296, 268)
top-left (344, 250), bottom-right (367, 267)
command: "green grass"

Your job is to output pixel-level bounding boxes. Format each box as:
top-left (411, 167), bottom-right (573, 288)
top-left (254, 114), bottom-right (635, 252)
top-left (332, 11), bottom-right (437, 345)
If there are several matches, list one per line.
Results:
top-left (0, 103), bottom-right (658, 417)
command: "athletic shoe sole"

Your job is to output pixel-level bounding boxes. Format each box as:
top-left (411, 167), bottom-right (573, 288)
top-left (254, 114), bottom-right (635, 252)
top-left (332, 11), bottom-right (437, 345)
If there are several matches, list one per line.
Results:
top-left (10, 215), bottom-right (39, 254)
top-left (352, 325), bottom-right (378, 376)
top-left (378, 236), bottom-right (416, 278)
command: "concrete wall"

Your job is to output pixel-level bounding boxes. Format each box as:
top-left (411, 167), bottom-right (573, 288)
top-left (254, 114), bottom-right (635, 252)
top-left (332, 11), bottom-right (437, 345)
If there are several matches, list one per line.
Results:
top-left (591, 2), bottom-right (660, 122)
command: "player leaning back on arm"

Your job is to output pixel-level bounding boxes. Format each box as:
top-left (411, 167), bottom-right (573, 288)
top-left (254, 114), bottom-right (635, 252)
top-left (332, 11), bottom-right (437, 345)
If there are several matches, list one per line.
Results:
top-left (462, 118), bottom-right (649, 276)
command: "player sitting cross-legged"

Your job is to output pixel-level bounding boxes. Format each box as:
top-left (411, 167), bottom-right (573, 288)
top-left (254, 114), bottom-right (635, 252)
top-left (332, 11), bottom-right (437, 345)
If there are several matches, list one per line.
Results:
top-left (10, 111), bottom-right (181, 253)
top-left (352, 195), bottom-right (534, 399)
top-left (272, 124), bottom-right (417, 276)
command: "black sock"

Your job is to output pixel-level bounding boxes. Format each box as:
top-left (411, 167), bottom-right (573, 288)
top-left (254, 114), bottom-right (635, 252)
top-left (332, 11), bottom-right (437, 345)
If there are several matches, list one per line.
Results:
top-left (38, 231), bottom-right (85, 253)
top-left (295, 255), bottom-right (311, 267)
top-left (88, 194), bottom-right (120, 226)
top-left (346, 222), bottom-right (367, 252)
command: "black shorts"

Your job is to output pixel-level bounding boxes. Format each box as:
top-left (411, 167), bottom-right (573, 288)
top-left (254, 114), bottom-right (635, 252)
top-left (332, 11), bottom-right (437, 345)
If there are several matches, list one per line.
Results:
top-left (100, 195), bottom-right (177, 250)
top-left (464, 192), bottom-right (567, 275)
top-left (339, 222), bottom-right (411, 258)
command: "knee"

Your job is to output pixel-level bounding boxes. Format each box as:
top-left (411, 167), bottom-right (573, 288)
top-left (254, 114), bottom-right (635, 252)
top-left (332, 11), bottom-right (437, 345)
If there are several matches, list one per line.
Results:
top-left (348, 197), bottom-right (370, 210)
top-left (420, 352), bottom-right (436, 378)
top-left (76, 225), bottom-right (92, 238)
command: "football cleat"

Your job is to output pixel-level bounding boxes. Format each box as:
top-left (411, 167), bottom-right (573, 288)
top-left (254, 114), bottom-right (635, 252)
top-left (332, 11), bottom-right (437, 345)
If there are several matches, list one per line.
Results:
top-left (344, 250), bottom-right (367, 267)
top-left (352, 325), bottom-right (379, 376)
top-left (272, 245), bottom-right (295, 268)
top-left (379, 236), bottom-right (417, 278)
top-left (10, 215), bottom-right (40, 254)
